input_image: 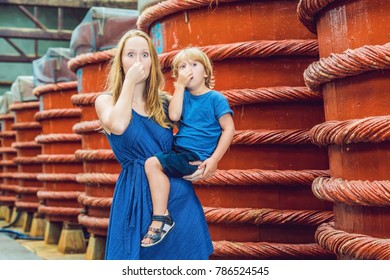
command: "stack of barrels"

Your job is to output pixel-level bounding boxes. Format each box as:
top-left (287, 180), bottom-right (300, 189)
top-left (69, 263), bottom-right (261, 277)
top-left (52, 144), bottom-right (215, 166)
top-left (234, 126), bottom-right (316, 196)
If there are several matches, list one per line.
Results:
top-left (9, 101), bottom-right (42, 232)
top-left (68, 50), bottom-right (121, 259)
top-left (33, 81), bottom-right (86, 253)
top-left (298, 0), bottom-right (390, 259)
top-left (0, 113), bottom-right (17, 222)
top-left (138, 0), bottom-right (334, 259)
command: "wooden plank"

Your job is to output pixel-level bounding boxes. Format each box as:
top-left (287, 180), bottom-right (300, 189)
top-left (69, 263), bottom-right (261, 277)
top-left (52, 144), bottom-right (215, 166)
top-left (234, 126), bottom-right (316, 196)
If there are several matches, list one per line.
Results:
top-left (0, 0), bottom-right (137, 9)
top-left (0, 27), bottom-right (71, 40)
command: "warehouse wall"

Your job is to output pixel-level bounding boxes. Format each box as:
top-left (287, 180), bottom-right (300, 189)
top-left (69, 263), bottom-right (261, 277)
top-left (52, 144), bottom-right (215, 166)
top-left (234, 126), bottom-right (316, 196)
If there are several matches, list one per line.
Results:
top-left (0, 4), bottom-right (87, 93)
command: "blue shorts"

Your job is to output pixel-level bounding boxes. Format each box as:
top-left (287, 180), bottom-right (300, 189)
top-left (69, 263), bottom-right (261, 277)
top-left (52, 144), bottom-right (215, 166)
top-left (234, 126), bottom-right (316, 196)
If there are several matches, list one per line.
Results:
top-left (155, 149), bottom-right (200, 178)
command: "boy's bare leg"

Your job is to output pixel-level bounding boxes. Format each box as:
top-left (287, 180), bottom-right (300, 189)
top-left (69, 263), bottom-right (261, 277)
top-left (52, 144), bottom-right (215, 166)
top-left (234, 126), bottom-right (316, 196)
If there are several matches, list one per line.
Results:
top-left (143, 156), bottom-right (170, 244)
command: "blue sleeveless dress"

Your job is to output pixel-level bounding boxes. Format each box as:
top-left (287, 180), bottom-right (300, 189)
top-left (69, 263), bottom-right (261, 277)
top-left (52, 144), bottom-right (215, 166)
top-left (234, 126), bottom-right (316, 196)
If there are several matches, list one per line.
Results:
top-left (104, 110), bottom-right (214, 260)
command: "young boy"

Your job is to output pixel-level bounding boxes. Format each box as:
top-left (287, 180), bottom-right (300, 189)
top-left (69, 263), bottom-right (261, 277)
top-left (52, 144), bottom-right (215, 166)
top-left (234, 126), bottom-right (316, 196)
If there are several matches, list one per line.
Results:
top-left (141, 47), bottom-right (235, 247)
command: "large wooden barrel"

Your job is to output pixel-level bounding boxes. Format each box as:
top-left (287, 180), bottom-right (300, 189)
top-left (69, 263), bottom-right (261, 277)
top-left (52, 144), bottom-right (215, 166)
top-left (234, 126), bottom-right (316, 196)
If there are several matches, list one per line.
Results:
top-left (138, 0), bottom-right (334, 259)
top-left (68, 50), bottom-right (121, 259)
top-left (9, 102), bottom-right (42, 223)
top-left (0, 113), bottom-right (17, 220)
top-left (298, 0), bottom-right (390, 259)
top-left (33, 82), bottom-right (84, 227)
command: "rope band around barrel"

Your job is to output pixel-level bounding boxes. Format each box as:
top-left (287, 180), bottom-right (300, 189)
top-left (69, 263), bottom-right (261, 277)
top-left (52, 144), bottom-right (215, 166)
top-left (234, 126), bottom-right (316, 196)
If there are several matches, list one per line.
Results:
top-left (312, 177), bottom-right (390, 207)
top-left (196, 169), bottom-right (329, 186)
top-left (38, 205), bottom-right (82, 217)
top-left (0, 196), bottom-right (16, 203)
top-left (9, 101), bottom-right (40, 111)
top-left (297, 0), bottom-right (337, 34)
top-left (0, 184), bottom-right (18, 191)
top-left (73, 120), bottom-right (102, 134)
top-left (159, 40), bottom-right (318, 70)
top-left (12, 141), bottom-right (41, 149)
top-left (304, 43), bottom-right (390, 90)
top-left (0, 114), bottom-right (14, 120)
top-left (76, 173), bottom-right (118, 185)
top-left (204, 207), bottom-right (333, 226)
top-left (0, 160), bottom-right (16, 166)
top-left (37, 190), bottom-right (83, 200)
top-left (78, 214), bottom-right (109, 230)
top-left (71, 92), bottom-right (102, 106)
top-left (75, 149), bottom-right (116, 161)
top-left (12, 173), bottom-right (39, 180)
top-left (15, 201), bottom-right (39, 210)
top-left (0, 147), bottom-right (17, 153)
top-left (212, 240), bottom-right (333, 259)
top-left (0, 131), bottom-right (16, 138)
top-left (309, 115), bottom-right (390, 145)
top-left (11, 122), bottom-right (41, 130)
top-left (0, 173), bottom-right (17, 179)
top-left (37, 173), bottom-right (78, 182)
top-left (14, 186), bottom-right (40, 194)
top-left (78, 193), bottom-right (112, 208)
top-left (37, 154), bottom-right (80, 163)
top-left (33, 81), bottom-right (78, 97)
top-left (232, 129), bottom-right (312, 145)
top-left (138, 0), bottom-right (246, 32)
top-left (222, 86), bottom-right (322, 106)
top-left (68, 49), bottom-right (115, 72)
top-left (35, 133), bottom-right (82, 144)
top-left (315, 222), bottom-right (390, 260)
top-left (13, 156), bottom-right (42, 164)
top-left (35, 108), bottom-right (81, 122)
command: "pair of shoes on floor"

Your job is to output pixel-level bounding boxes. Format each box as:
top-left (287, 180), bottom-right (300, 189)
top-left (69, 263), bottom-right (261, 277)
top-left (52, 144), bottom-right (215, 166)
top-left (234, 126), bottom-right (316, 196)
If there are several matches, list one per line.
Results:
top-left (141, 213), bottom-right (175, 247)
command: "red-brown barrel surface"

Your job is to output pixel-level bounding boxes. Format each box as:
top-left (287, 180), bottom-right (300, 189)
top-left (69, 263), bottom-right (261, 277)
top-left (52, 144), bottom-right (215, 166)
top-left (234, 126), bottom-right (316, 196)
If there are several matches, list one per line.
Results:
top-left (138, 0), bottom-right (334, 259)
top-left (298, 0), bottom-right (390, 259)
top-left (68, 50), bottom-right (121, 245)
top-left (33, 82), bottom-right (84, 226)
top-left (9, 102), bottom-right (43, 219)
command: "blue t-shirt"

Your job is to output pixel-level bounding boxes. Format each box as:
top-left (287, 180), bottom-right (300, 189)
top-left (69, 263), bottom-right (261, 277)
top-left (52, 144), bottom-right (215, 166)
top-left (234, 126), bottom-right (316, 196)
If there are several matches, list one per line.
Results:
top-left (173, 89), bottom-right (233, 161)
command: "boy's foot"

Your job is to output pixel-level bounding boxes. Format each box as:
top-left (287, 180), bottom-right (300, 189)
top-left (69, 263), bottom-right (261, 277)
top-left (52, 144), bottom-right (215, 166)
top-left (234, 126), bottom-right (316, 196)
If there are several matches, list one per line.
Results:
top-left (141, 213), bottom-right (175, 247)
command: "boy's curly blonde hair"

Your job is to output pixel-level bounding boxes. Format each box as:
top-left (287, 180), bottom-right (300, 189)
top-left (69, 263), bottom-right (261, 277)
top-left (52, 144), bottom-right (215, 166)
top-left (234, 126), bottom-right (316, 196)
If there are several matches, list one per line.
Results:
top-left (171, 47), bottom-right (215, 89)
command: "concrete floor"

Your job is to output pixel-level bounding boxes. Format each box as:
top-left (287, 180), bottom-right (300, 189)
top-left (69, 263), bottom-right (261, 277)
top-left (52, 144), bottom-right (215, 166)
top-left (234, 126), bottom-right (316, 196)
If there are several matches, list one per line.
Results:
top-left (0, 234), bottom-right (43, 260)
top-left (0, 220), bottom-right (86, 260)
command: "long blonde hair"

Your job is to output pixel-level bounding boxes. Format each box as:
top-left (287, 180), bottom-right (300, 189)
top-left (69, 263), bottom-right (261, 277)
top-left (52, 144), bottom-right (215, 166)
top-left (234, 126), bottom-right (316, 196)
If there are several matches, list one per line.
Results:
top-left (105, 29), bottom-right (170, 128)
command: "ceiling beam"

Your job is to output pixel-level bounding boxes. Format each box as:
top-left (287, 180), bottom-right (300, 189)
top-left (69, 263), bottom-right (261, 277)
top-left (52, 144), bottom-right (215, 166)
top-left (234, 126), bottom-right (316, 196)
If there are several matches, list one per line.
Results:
top-left (0, 81), bottom-right (13, 86)
top-left (0, 55), bottom-right (40, 63)
top-left (3, 37), bottom-right (28, 57)
top-left (0, 27), bottom-right (72, 40)
top-left (17, 5), bottom-right (48, 31)
top-left (0, 0), bottom-right (137, 9)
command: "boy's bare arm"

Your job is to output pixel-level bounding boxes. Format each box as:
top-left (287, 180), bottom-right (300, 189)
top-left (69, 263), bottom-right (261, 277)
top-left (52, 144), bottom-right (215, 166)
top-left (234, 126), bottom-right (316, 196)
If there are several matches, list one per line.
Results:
top-left (168, 83), bottom-right (185, 122)
top-left (199, 114), bottom-right (235, 179)
top-left (169, 68), bottom-right (193, 121)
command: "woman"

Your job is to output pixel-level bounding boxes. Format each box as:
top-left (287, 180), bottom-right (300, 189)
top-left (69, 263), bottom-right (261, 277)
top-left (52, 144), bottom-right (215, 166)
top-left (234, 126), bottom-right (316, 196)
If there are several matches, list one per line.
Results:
top-left (94, 29), bottom-right (214, 260)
